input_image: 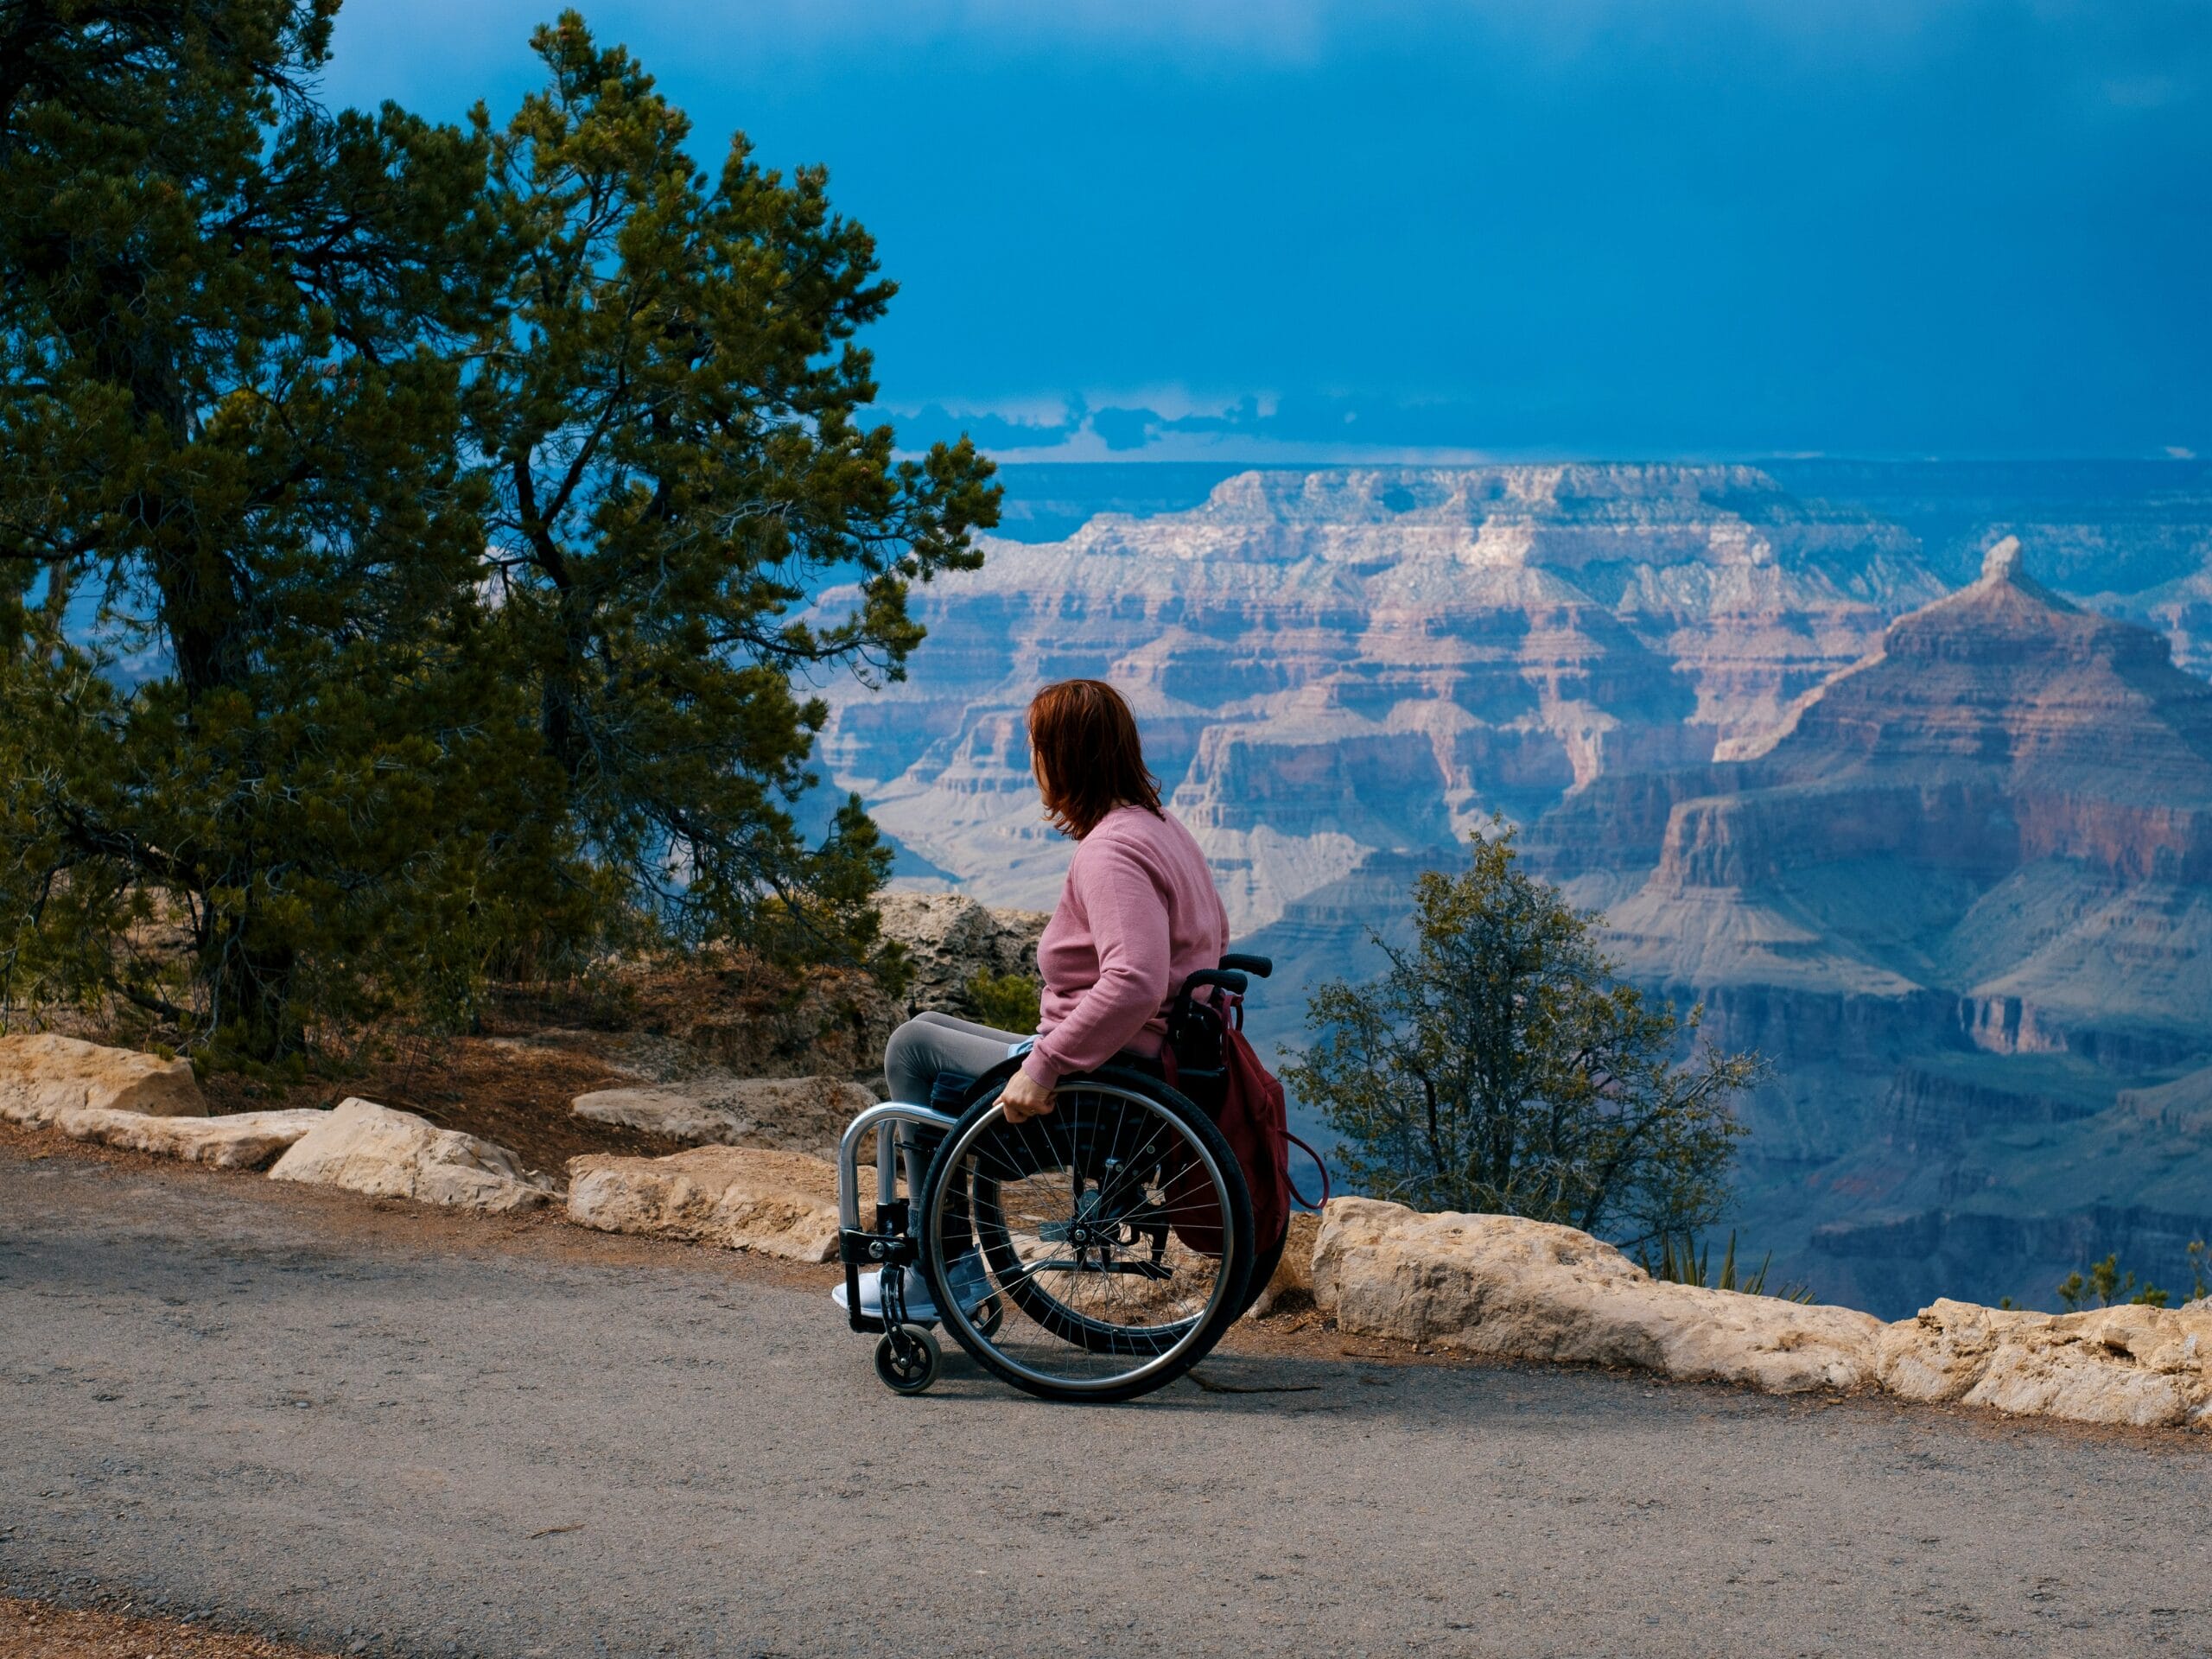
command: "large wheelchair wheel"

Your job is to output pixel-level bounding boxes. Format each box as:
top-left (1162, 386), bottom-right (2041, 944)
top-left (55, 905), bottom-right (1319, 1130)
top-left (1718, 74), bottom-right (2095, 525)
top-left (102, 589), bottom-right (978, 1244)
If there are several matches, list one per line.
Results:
top-left (918, 1065), bottom-right (1254, 1403)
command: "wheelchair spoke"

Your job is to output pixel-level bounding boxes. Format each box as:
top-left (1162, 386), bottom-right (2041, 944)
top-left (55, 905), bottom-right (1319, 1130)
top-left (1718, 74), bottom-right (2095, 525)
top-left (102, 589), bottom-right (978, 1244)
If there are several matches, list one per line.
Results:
top-left (925, 1077), bottom-right (1246, 1391)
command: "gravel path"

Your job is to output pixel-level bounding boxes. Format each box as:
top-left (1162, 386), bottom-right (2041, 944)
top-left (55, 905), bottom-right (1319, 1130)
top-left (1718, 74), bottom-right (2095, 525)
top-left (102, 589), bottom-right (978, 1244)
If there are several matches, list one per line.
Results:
top-left (5, 1144), bottom-right (2210, 1659)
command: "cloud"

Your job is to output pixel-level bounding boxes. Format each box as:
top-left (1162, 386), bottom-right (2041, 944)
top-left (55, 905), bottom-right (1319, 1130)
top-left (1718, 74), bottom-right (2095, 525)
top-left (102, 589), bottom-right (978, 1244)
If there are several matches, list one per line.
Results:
top-left (885, 391), bottom-right (1541, 461)
top-left (325, 0), bottom-right (2212, 461)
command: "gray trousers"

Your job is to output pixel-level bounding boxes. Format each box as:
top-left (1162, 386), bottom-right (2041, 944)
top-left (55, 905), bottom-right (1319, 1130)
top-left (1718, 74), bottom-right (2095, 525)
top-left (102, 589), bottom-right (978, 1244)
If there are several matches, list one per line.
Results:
top-left (881, 1011), bottom-right (1026, 1200)
top-left (883, 1010), bottom-right (1027, 1109)
top-left (881, 1010), bottom-right (1172, 1198)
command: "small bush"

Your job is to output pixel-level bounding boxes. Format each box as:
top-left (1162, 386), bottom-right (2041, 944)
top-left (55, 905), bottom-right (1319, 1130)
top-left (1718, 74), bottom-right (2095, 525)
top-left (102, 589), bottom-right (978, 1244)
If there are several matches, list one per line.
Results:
top-left (965, 970), bottom-right (1042, 1033)
top-left (2056, 1253), bottom-right (2168, 1312)
top-left (1287, 825), bottom-right (1764, 1243)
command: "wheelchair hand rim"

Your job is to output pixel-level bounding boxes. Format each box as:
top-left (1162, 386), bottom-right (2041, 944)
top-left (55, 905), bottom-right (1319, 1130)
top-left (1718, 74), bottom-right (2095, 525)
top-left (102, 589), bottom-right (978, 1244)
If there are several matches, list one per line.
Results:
top-left (925, 1081), bottom-right (1245, 1397)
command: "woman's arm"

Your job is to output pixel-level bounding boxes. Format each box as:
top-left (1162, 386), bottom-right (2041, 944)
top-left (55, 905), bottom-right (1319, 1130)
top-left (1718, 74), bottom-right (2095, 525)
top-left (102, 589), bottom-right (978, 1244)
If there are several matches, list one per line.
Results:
top-left (1020, 836), bottom-right (1172, 1090)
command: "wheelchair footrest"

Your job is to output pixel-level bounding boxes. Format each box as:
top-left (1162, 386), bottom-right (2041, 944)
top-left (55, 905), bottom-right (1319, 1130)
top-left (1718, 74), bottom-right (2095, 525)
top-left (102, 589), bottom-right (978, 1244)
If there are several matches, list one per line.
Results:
top-left (839, 1227), bottom-right (917, 1267)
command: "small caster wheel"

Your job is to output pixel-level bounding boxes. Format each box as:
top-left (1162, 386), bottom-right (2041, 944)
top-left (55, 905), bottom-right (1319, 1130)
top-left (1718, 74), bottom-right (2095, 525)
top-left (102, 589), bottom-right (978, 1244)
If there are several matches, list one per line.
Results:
top-left (969, 1294), bottom-right (1005, 1339)
top-left (874, 1322), bottom-right (941, 1395)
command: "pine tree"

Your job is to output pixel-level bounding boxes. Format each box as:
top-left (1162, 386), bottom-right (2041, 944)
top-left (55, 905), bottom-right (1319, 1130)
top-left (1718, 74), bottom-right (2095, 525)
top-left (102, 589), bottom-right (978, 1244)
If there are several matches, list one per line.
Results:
top-left (0, 0), bottom-right (506, 1058)
top-left (0, 4), bottom-right (997, 1060)
top-left (1286, 826), bottom-right (1764, 1245)
top-left (464, 15), bottom-right (996, 976)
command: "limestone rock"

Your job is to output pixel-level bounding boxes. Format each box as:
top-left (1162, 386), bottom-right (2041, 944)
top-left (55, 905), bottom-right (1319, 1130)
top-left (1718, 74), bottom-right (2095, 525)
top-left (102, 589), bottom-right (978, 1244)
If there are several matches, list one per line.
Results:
top-left (565, 1147), bottom-right (871, 1262)
top-left (0, 1033), bottom-right (206, 1127)
top-left (54, 1106), bottom-right (325, 1169)
top-left (1878, 1298), bottom-right (2212, 1429)
top-left (269, 1097), bottom-right (554, 1212)
top-left (1872, 1296), bottom-right (2043, 1402)
top-left (571, 1074), bottom-right (876, 1157)
top-left (873, 892), bottom-right (1049, 1018)
top-left (1313, 1198), bottom-right (1883, 1393)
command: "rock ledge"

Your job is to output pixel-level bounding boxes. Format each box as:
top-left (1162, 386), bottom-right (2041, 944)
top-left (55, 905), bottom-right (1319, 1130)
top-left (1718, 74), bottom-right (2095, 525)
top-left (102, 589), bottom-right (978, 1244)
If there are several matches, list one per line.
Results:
top-left (0, 1033), bottom-right (206, 1125)
top-left (566, 1147), bottom-right (868, 1262)
top-left (1314, 1198), bottom-right (1883, 1393)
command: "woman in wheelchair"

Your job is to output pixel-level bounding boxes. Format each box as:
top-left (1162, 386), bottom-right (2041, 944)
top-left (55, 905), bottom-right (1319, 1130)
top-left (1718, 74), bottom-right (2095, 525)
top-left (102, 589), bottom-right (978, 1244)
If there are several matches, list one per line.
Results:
top-left (884, 677), bottom-right (1229, 1126)
top-left (847, 678), bottom-right (1273, 1402)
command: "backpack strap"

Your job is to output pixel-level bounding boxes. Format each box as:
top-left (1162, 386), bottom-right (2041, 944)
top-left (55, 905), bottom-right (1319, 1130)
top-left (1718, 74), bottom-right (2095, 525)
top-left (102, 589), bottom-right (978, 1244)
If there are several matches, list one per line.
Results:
top-left (1282, 1129), bottom-right (1332, 1211)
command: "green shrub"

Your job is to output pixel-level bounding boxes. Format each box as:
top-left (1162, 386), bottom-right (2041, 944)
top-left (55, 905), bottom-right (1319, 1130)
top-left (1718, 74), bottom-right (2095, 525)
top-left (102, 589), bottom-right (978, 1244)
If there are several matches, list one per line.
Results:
top-left (965, 970), bottom-right (1042, 1033)
top-left (1287, 824), bottom-right (1764, 1244)
top-left (2056, 1253), bottom-right (2168, 1312)
top-left (1637, 1230), bottom-right (1815, 1303)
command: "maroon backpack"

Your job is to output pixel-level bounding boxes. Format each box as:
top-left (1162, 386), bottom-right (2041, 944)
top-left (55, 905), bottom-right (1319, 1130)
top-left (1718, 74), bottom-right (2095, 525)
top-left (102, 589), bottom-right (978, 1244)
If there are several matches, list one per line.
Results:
top-left (1160, 1015), bottom-right (1292, 1261)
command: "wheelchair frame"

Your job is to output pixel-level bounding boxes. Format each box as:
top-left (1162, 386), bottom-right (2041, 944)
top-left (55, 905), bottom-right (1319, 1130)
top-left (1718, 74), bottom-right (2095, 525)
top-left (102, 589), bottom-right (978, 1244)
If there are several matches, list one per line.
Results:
top-left (834, 954), bottom-right (1275, 1400)
top-left (835, 1097), bottom-right (959, 1340)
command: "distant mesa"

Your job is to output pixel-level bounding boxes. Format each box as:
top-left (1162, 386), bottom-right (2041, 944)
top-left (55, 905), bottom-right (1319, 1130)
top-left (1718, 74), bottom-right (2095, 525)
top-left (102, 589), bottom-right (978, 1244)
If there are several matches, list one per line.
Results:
top-left (1548, 534), bottom-right (2212, 988)
top-left (1534, 539), bottom-right (2212, 1313)
top-left (817, 462), bottom-right (1946, 930)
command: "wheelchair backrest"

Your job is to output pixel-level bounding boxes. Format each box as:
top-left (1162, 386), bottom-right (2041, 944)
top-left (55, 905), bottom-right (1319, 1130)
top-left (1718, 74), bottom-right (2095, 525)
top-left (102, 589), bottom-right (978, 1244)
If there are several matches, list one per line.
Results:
top-left (1166, 954), bottom-right (1271, 1107)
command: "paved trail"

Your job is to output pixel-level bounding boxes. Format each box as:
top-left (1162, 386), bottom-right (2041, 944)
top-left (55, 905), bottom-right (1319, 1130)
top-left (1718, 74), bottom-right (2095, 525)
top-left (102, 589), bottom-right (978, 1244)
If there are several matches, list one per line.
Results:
top-left (4, 1147), bottom-right (2209, 1659)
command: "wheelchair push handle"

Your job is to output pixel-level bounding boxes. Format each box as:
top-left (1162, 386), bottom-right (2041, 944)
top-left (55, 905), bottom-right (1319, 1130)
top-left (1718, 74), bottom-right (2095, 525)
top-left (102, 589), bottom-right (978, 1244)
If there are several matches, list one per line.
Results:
top-left (1179, 968), bottom-right (1248, 998)
top-left (1218, 952), bottom-right (1273, 978)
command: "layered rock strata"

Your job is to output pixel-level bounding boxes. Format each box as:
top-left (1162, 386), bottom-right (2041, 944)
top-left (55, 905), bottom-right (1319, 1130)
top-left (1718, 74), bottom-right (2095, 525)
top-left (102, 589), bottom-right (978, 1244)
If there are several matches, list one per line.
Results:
top-left (1520, 540), bottom-right (2212, 1312)
top-left (1762, 456), bottom-right (2212, 676)
top-left (817, 466), bottom-right (1942, 930)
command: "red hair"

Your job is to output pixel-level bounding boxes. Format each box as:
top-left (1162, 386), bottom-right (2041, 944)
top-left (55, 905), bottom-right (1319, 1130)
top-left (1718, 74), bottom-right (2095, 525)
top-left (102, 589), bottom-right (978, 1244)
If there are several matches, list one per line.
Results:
top-left (1026, 680), bottom-right (1163, 839)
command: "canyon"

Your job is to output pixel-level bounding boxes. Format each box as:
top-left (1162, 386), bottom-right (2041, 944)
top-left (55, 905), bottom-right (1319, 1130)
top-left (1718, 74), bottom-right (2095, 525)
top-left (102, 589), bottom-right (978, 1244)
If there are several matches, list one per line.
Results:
top-left (815, 461), bottom-right (2212, 1315)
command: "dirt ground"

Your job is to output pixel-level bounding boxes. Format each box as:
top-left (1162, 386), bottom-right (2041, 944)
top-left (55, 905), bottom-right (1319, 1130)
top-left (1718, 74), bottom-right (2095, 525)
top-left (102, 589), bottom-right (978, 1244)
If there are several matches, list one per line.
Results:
top-left (193, 1024), bottom-right (674, 1176)
top-left (42, 952), bottom-right (904, 1179)
top-left (0, 1598), bottom-right (335, 1659)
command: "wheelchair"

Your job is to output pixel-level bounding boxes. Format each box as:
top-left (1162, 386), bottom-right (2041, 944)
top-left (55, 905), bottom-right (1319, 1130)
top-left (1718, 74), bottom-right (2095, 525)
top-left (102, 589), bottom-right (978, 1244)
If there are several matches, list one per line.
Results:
top-left (834, 953), bottom-right (1286, 1403)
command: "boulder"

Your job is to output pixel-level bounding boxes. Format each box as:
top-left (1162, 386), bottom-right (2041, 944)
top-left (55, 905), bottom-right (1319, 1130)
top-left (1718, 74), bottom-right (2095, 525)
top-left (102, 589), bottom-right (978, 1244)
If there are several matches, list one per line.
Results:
top-left (0, 1033), bottom-right (206, 1127)
top-left (571, 1074), bottom-right (876, 1157)
top-left (1878, 1298), bottom-right (2212, 1430)
top-left (874, 892), bottom-right (1050, 1015)
top-left (565, 1146), bottom-right (870, 1262)
top-left (269, 1098), bottom-right (554, 1212)
top-left (1313, 1197), bottom-right (1883, 1394)
top-left (54, 1106), bottom-right (327, 1169)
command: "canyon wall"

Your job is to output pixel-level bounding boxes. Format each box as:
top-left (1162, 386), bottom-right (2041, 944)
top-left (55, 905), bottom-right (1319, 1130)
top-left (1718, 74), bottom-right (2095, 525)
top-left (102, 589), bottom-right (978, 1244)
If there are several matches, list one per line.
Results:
top-left (815, 463), bottom-right (2212, 1316)
top-left (1529, 538), bottom-right (2212, 1313)
top-left (820, 465), bottom-right (1943, 930)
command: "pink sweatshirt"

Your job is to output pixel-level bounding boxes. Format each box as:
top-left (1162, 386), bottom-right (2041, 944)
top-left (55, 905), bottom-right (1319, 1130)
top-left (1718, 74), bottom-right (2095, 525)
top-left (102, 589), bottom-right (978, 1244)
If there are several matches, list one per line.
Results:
top-left (1020, 804), bottom-right (1231, 1088)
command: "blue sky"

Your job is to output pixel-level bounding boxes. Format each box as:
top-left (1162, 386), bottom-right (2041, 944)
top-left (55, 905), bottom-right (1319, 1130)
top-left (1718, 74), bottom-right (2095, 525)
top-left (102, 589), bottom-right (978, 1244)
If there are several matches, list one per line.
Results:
top-left (324, 1), bottom-right (2209, 461)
